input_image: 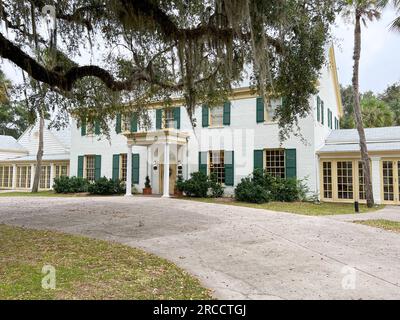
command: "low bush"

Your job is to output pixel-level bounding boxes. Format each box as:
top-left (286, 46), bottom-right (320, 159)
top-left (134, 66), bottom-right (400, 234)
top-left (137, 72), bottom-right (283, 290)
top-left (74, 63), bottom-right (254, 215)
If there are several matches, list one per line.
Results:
top-left (88, 177), bottom-right (125, 195)
top-left (234, 169), bottom-right (307, 204)
top-left (53, 176), bottom-right (89, 193)
top-left (179, 172), bottom-right (224, 198)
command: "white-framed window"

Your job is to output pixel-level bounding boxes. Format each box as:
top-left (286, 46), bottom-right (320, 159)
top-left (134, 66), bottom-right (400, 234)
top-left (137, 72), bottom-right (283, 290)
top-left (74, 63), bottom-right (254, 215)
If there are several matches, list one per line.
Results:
top-left (322, 161), bottom-right (333, 199)
top-left (55, 163), bottom-right (69, 178)
top-left (209, 150), bottom-right (225, 184)
top-left (210, 106), bottom-right (224, 127)
top-left (337, 161), bottom-right (353, 200)
top-left (265, 149), bottom-right (285, 178)
top-left (120, 153), bottom-right (127, 182)
top-left (164, 109), bottom-right (175, 128)
top-left (0, 166), bottom-right (13, 188)
top-left (122, 115), bottom-right (130, 132)
top-left (265, 99), bottom-right (280, 122)
top-left (16, 165), bottom-right (31, 188)
top-left (85, 155), bottom-right (96, 182)
top-left (39, 165), bottom-right (51, 189)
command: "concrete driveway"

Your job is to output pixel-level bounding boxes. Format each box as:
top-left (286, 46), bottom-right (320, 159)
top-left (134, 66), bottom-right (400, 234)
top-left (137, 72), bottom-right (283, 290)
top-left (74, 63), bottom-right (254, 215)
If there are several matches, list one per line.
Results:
top-left (0, 196), bottom-right (400, 300)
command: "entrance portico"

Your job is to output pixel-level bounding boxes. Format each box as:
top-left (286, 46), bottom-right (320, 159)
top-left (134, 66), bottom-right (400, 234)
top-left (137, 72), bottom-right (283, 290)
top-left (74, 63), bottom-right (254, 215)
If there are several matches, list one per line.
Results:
top-left (124, 129), bottom-right (189, 197)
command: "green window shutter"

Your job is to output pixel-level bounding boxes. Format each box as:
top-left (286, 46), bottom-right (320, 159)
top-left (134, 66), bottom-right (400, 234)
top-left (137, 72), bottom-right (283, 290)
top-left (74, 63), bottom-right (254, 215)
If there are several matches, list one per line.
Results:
top-left (132, 153), bottom-right (140, 184)
top-left (94, 119), bottom-right (101, 135)
top-left (317, 96), bottom-right (321, 122)
top-left (198, 152), bottom-right (207, 175)
top-left (256, 97), bottom-right (265, 123)
top-left (112, 154), bottom-right (120, 181)
top-left (321, 101), bottom-right (325, 125)
top-left (224, 151), bottom-right (234, 186)
top-left (156, 109), bottom-right (162, 130)
top-left (77, 156), bottom-right (84, 177)
top-left (81, 119), bottom-right (87, 136)
top-left (254, 150), bottom-right (264, 171)
top-left (95, 155), bottom-right (101, 181)
top-left (131, 112), bottom-right (138, 133)
top-left (115, 114), bottom-right (122, 134)
top-left (202, 105), bottom-right (209, 127)
top-left (173, 107), bottom-right (181, 129)
top-left (285, 149), bottom-right (297, 179)
top-left (223, 101), bottom-right (231, 126)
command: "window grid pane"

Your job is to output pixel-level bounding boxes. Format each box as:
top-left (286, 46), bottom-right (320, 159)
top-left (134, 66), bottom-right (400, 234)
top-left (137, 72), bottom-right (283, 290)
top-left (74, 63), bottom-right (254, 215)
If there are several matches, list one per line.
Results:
top-left (164, 109), bottom-right (175, 129)
top-left (323, 162), bottom-right (332, 199)
top-left (358, 162), bottom-right (366, 200)
top-left (209, 150), bottom-right (225, 184)
top-left (86, 156), bottom-right (96, 182)
top-left (383, 161), bottom-right (394, 201)
top-left (210, 106), bottom-right (223, 127)
top-left (265, 149), bottom-right (285, 178)
top-left (337, 161), bottom-right (353, 199)
top-left (39, 166), bottom-right (51, 189)
top-left (121, 154), bottom-right (127, 182)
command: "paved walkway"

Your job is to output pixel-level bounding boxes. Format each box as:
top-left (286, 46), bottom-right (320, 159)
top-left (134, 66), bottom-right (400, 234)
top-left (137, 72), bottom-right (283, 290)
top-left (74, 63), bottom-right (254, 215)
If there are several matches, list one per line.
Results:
top-left (0, 196), bottom-right (400, 299)
top-left (327, 205), bottom-right (400, 222)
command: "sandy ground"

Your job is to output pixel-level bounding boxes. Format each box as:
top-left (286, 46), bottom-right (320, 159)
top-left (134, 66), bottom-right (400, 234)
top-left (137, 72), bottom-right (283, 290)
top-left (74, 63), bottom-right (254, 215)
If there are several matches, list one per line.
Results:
top-left (0, 196), bottom-right (400, 300)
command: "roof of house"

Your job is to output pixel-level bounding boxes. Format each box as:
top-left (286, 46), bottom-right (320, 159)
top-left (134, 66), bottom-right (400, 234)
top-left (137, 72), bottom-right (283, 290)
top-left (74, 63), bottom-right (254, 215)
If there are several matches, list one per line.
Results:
top-left (318, 127), bottom-right (400, 153)
top-left (7, 153), bottom-right (70, 162)
top-left (0, 135), bottom-right (27, 152)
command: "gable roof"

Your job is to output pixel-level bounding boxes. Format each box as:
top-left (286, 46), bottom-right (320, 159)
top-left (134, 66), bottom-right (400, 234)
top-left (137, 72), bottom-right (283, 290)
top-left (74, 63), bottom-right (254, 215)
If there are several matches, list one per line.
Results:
top-left (318, 127), bottom-right (400, 153)
top-left (328, 46), bottom-right (343, 117)
top-left (0, 135), bottom-right (27, 152)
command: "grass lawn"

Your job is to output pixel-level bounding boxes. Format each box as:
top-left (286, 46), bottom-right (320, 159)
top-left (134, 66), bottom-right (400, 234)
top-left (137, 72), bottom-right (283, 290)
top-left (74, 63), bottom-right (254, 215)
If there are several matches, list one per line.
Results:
top-left (0, 224), bottom-right (212, 300)
top-left (185, 198), bottom-right (384, 216)
top-left (0, 191), bottom-right (80, 197)
top-left (354, 219), bottom-right (400, 233)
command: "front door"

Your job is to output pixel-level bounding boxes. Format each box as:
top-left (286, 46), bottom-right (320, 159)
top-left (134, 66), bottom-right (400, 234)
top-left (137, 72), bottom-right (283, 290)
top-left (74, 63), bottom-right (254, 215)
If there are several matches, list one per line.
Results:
top-left (382, 159), bottom-right (400, 204)
top-left (160, 164), bottom-right (177, 195)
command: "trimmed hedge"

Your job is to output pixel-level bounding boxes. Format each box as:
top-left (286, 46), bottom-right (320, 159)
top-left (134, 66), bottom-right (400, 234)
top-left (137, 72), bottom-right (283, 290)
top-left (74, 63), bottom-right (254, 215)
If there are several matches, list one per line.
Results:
top-left (53, 176), bottom-right (89, 193)
top-left (88, 177), bottom-right (125, 195)
top-left (234, 169), bottom-right (307, 204)
top-left (178, 172), bottom-right (224, 198)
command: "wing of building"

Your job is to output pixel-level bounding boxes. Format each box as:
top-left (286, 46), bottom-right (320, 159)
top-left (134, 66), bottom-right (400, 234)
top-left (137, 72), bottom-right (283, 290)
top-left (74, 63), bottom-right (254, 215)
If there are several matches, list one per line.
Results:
top-left (0, 120), bottom-right (70, 190)
top-left (1, 46), bottom-right (399, 205)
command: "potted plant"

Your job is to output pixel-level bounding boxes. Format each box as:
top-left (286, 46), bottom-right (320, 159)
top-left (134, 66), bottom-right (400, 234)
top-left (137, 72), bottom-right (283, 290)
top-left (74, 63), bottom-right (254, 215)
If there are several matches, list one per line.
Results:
top-left (174, 174), bottom-right (184, 197)
top-left (143, 176), bottom-right (152, 195)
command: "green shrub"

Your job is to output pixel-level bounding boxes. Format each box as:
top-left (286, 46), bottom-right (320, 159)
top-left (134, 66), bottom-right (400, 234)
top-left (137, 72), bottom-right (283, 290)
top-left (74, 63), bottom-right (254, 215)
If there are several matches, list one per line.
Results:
top-left (234, 170), bottom-right (307, 204)
top-left (234, 177), bottom-right (271, 203)
top-left (179, 172), bottom-right (224, 198)
top-left (88, 177), bottom-right (125, 195)
top-left (53, 176), bottom-right (89, 193)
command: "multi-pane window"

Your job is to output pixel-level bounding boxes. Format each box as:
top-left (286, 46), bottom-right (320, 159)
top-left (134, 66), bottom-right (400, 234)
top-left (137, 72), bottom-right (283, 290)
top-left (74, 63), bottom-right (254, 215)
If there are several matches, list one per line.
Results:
top-left (322, 162), bottom-right (332, 199)
top-left (55, 164), bottom-right (68, 178)
top-left (120, 154), bottom-right (127, 182)
top-left (16, 165), bottom-right (31, 188)
top-left (265, 99), bottom-right (279, 122)
top-left (265, 149), bottom-right (285, 178)
top-left (0, 166), bottom-right (13, 188)
top-left (122, 115), bottom-right (130, 132)
top-left (209, 150), bottom-right (225, 184)
top-left (39, 165), bottom-right (51, 189)
top-left (210, 106), bottom-right (224, 127)
top-left (85, 155), bottom-right (96, 182)
top-left (383, 161), bottom-right (394, 201)
top-left (164, 109), bottom-right (175, 128)
top-left (337, 161), bottom-right (353, 199)
top-left (358, 161), bottom-right (366, 200)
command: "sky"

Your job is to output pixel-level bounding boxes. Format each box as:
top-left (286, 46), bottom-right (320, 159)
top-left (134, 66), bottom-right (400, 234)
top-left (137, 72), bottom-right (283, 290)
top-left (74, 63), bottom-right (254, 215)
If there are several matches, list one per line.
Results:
top-left (1, 7), bottom-right (400, 95)
top-left (333, 6), bottom-right (400, 93)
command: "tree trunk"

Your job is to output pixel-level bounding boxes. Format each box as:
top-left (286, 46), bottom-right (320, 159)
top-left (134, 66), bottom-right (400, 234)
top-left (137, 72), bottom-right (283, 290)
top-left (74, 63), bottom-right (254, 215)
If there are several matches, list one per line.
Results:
top-left (352, 10), bottom-right (374, 208)
top-left (31, 111), bottom-right (44, 193)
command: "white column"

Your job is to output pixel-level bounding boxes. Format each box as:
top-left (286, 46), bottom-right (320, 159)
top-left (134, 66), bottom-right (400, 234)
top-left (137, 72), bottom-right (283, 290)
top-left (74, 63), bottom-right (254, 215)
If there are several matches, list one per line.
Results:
top-left (30, 164), bottom-right (35, 189)
top-left (371, 157), bottom-right (382, 204)
top-left (162, 142), bottom-right (170, 198)
top-left (12, 164), bottom-right (16, 190)
top-left (125, 144), bottom-right (133, 197)
top-left (49, 163), bottom-right (55, 190)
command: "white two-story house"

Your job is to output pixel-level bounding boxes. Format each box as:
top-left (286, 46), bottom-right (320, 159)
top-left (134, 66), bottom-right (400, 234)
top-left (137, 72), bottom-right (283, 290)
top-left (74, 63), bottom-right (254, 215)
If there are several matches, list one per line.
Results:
top-left (69, 47), bottom-right (342, 199)
top-left (2, 46), bottom-right (400, 205)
